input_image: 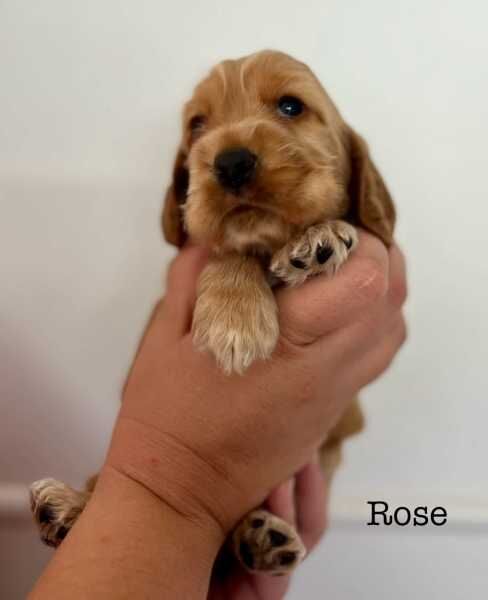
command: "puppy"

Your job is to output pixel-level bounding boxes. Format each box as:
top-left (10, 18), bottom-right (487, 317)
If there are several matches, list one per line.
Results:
top-left (30, 50), bottom-right (395, 576)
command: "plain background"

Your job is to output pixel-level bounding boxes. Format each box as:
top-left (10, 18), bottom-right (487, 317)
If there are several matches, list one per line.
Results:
top-left (1, 1), bottom-right (488, 598)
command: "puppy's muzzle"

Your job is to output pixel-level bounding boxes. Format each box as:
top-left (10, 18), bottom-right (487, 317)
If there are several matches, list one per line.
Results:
top-left (214, 147), bottom-right (257, 193)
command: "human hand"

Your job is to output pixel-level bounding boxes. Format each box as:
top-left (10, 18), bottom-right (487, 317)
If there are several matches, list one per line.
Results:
top-left (208, 455), bottom-right (328, 600)
top-left (104, 230), bottom-right (407, 544)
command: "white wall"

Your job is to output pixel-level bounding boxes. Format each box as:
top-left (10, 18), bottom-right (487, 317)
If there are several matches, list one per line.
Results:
top-left (1, 1), bottom-right (488, 598)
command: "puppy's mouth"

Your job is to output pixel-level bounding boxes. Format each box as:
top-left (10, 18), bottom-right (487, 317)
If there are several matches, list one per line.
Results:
top-left (227, 203), bottom-right (255, 214)
top-left (220, 196), bottom-right (283, 223)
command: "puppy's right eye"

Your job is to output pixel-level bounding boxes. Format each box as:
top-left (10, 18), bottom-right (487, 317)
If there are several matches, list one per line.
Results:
top-left (189, 115), bottom-right (206, 133)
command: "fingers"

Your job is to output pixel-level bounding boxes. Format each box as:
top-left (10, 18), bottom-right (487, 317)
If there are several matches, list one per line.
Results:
top-left (330, 241), bottom-right (407, 370)
top-left (247, 575), bottom-right (291, 600)
top-left (161, 245), bottom-right (210, 339)
top-left (388, 243), bottom-right (408, 309)
top-left (215, 569), bottom-right (290, 600)
top-left (295, 453), bottom-right (328, 551)
top-left (122, 300), bottom-right (164, 396)
top-left (349, 314), bottom-right (407, 389)
top-left (266, 478), bottom-right (296, 526)
top-left (276, 231), bottom-right (389, 346)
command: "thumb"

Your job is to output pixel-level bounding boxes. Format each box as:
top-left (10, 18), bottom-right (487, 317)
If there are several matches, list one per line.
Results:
top-left (276, 231), bottom-right (389, 346)
top-left (162, 245), bottom-right (210, 339)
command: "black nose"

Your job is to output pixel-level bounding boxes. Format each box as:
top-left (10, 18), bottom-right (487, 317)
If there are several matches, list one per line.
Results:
top-left (214, 147), bottom-right (257, 192)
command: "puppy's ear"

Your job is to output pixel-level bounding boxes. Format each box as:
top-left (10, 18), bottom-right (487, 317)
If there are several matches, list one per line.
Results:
top-left (346, 128), bottom-right (396, 246)
top-left (162, 149), bottom-right (188, 247)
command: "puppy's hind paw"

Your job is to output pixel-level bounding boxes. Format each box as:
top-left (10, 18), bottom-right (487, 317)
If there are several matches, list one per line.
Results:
top-left (30, 478), bottom-right (88, 548)
top-left (232, 509), bottom-right (306, 575)
top-left (270, 220), bottom-right (357, 286)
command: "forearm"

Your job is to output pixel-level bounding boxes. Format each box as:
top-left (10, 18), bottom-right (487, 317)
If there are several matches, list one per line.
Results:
top-left (30, 466), bottom-right (222, 600)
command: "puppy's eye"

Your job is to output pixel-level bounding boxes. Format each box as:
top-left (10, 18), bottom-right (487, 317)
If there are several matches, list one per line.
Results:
top-left (189, 115), bottom-right (206, 134)
top-left (277, 96), bottom-right (304, 118)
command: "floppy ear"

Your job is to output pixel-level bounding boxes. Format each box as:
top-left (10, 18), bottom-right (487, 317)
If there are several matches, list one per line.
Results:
top-left (162, 149), bottom-right (189, 247)
top-left (346, 127), bottom-right (396, 246)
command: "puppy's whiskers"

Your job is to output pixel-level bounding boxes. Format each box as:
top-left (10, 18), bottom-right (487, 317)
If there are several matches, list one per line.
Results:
top-left (275, 142), bottom-right (302, 157)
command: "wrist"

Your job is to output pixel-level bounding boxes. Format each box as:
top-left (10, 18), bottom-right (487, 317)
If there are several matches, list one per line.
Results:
top-left (105, 414), bottom-right (238, 541)
top-left (97, 463), bottom-right (223, 552)
top-left (93, 465), bottom-right (221, 597)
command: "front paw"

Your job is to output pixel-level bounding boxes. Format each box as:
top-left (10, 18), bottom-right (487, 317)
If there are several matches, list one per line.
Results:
top-left (270, 220), bottom-right (358, 286)
top-left (192, 287), bottom-right (279, 375)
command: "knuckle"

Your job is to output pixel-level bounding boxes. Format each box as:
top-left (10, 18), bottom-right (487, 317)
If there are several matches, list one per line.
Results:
top-left (373, 319), bottom-right (407, 380)
top-left (371, 354), bottom-right (393, 383)
top-left (389, 276), bottom-right (408, 308)
top-left (390, 315), bottom-right (408, 352)
top-left (166, 246), bottom-right (208, 291)
top-left (354, 258), bottom-right (388, 304)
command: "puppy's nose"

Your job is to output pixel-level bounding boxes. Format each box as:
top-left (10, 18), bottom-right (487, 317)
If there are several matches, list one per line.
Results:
top-left (214, 147), bottom-right (257, 192)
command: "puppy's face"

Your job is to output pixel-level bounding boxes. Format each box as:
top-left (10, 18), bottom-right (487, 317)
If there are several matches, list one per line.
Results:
top-left (175, 51), bottom-right (349, 253)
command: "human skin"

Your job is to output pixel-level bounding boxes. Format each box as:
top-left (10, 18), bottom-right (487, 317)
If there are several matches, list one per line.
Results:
top-left (29, 231), bottom-right (407, 600)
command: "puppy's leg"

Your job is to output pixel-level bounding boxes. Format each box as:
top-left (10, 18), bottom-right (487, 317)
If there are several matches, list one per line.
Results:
top-left (270, 220), bottom-right (358, 286)
top-left (232, 509), bottom-right (306, 576)
top-left (319, 397), bottom-right (365, 482)
top-left (193, 254), bottom-right (279, 374)
top-left (30, 475), bottom-right (97, 547)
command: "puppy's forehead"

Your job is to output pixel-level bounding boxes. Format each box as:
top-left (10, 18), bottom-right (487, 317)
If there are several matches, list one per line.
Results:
top-left (186, 51), bottom-right (334, 122)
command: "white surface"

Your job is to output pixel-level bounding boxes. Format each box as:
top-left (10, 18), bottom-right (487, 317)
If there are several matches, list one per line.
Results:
top-left (289, 525), bottom-right (488, 599)
top-left (1, 1), bottom-right (488, 598)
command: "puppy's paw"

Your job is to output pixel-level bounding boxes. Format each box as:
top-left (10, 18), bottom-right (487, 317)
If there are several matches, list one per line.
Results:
top-left (30, 478), bottom-right (88, 548)
top-left (192, 286), bottom-right (279, 374)
top-left (270, 220), bottom-right (358, 286)
top-left (232, 509), bottom-right (306, 575)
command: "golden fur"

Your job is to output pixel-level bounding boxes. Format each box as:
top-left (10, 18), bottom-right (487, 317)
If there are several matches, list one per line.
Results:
top-left (163, 50), bottom-right (394, 251)
top-left (163, 50), bottom-right (394, 376)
